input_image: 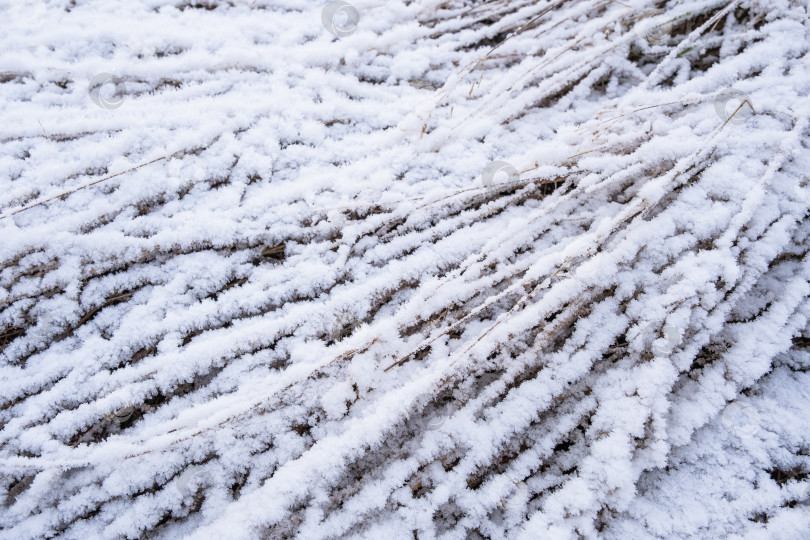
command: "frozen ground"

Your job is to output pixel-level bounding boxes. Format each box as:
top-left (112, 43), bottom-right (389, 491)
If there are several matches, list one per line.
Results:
top-left (1, 0), bottom-right (809, 538)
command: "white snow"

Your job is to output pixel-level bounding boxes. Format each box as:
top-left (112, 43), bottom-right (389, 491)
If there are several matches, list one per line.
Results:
top-left (1, 0), bottom-right (809, 538)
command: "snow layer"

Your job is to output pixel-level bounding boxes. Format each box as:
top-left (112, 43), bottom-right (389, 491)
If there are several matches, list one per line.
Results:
top-left (1, 0), bottom-right (809, 538)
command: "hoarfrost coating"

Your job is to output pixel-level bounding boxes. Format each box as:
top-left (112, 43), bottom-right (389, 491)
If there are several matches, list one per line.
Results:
top-left (1, 0), bottom-right (809, 539)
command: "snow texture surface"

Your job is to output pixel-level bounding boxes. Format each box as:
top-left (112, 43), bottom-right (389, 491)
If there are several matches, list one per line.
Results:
top-left (1, 0), bottom-right (810, 538)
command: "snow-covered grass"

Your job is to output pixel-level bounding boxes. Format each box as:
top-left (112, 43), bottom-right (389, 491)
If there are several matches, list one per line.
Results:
top-left (1, 0), bottom-right (809, 538)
